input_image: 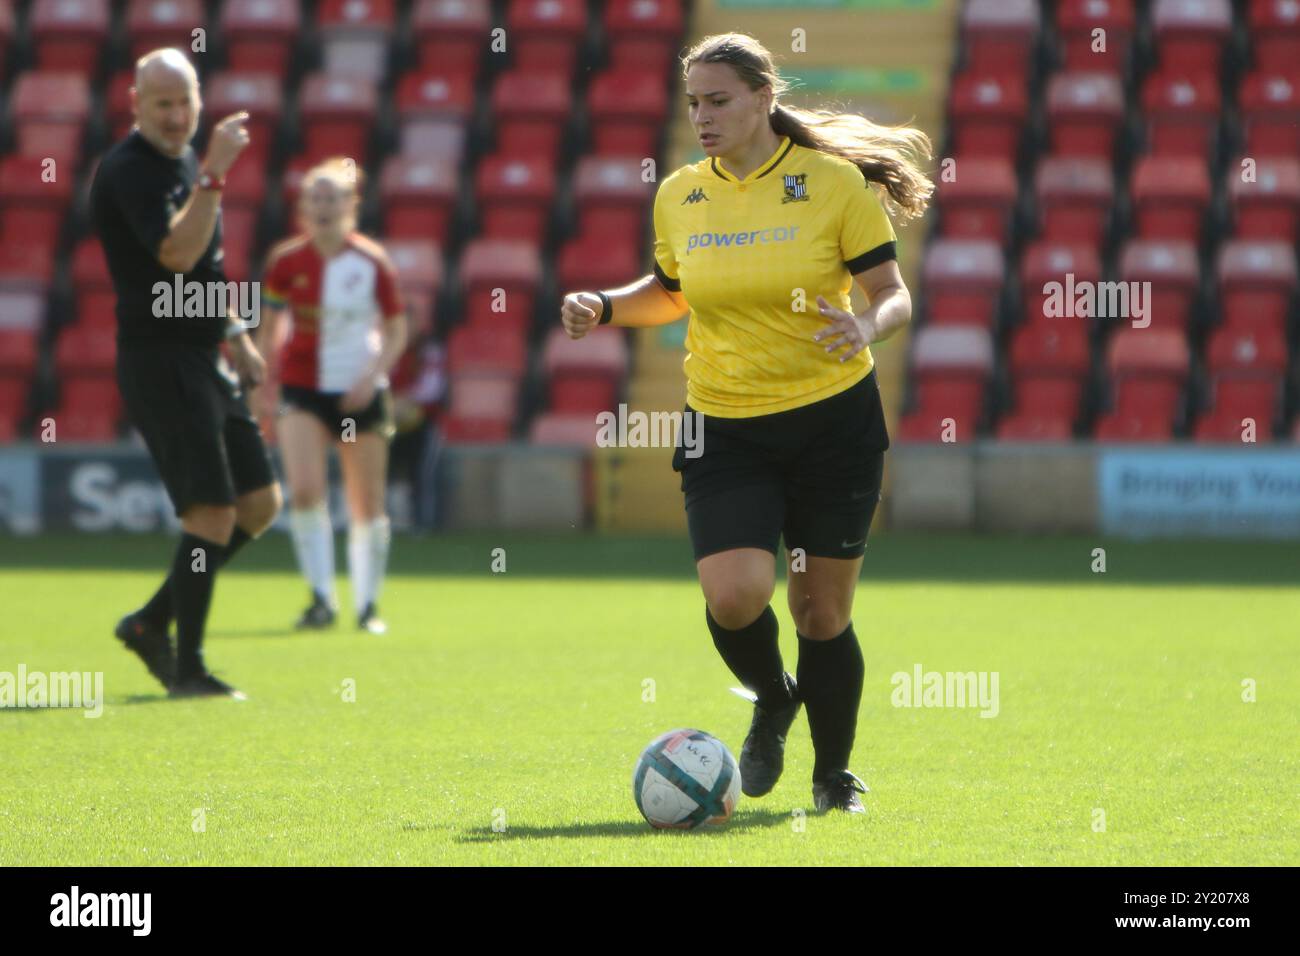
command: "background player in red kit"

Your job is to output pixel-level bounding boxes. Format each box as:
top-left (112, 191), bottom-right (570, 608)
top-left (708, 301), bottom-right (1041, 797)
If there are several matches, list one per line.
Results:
top-left (255, 158), bottom-right (408, 635)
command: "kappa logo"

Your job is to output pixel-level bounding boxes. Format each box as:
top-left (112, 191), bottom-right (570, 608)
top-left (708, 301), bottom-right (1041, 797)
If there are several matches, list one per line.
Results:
top-left (782, 173), bottom-right (809, 203)
top-left (681, 187), bottom-right (709, 205)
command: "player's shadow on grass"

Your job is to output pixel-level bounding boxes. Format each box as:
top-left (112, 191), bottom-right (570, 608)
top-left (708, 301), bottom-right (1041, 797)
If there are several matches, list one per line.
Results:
top-left (454, 807), bottom-right (795, 842)
top-left (207, 627), bottom-right (301, 640)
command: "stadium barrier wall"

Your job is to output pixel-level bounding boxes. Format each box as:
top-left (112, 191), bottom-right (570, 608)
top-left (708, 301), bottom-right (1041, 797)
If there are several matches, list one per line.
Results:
top-left (3, 443), bottom-right (1299, 539)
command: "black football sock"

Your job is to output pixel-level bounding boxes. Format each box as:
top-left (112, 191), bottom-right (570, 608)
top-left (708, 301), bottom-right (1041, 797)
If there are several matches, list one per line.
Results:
top-left (797, 623), bottom-right (865, 781)
top-left (706, 604), bottom-right (790, 710)
top-left (140, 527), bottom-right (252, 627)
top-left (171, 532), bottom-right (224, 681)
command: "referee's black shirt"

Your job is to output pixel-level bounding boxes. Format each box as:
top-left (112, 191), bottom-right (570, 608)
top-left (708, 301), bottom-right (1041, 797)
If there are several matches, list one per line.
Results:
top-left (89, 129), bottom-right (227, 347)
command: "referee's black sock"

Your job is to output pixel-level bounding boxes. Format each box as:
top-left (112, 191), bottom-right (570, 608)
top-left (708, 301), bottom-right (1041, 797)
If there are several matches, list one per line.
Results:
top-left (706, 604), bottom-right (790, 709)
top-left (171, 532), bottom-right (224, 681)
top-left (140, 527), bottom-right (251, 627)
top-left (797, 623), bottom-right (864, 781)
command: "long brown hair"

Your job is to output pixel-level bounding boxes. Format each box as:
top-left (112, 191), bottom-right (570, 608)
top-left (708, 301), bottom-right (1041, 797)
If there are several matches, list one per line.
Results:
top-left (683, 33), bottom-right (934, 222)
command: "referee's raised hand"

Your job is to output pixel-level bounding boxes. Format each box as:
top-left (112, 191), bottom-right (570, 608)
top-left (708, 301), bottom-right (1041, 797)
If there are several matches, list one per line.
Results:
top-left (560, 292), bottom-right (603, 339)
top-left (205, 111), bottom-right (251, 176)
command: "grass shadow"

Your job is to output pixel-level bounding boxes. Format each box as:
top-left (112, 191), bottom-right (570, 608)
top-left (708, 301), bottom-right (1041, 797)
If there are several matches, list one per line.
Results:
top-left (454, 807), bottom-right (796, 842)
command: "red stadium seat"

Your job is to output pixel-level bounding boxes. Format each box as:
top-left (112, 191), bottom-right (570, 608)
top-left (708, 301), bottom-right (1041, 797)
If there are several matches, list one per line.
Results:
top-left (556, 232), bottom-right (642, 291)
top-left (395, 71), bottom-right (476, 124)
top-left (1142, 69), bottom-right (1221, 158)
top-left (1216, 240), bottom-right (1298, 332)
top-left (203, 72), bottom-right (284, 171)
top-left (542, 325), bottom-right (628, 380)
top-left (1057, 0), bottom-right (1135, 72)
top-left (1152, 0), bottom-right (1232, 76)
top-left (75, 290), bottom-right (117, 328)
top-left (1130, 156), bottom-right (1210, 239)
top-left (447, 322), bottom-right (527, 377)
top-left (529, 412), bottom-right (603, 446)
top-left (1014, 376), bottom-right (1085, 421)
top-left (1118, 239), bottom-right (1199, 331)
top-left (411, 0), bottom-right (490, 76)
top-left (223, 160), bottom-right (270, 210)
top-left (505, 0), bottom-right (587, 77)
top-left (948, 72), bottom-right (1029, 160)
top-left (604, 0), bottom-right (684, 72)
top-left (1205, 323), bottom-right (1289, 377)
top-left (1046, 72), bottom-right (1125, 160)
top-left (1237, 70), bottom-right (1300, 158)
top-left (0, 289), bottom-right (47, 335)
top-left (51, 377), bottom-right (121, 441)
top-left (0, 239), bottom-right (57, 290)
top-left (1249, 0), bottom-right (1300, 73)
top-left (31, 0), bottom-right (109, 74)
top-left (10, 72), bottom-right (91, 169)
top-left (1194, 374), bottom-right (1282, 441)
top-left (475, 155), bottom-right (557, 244)
top-left (587, 69), bottom-right (670, 159)
top-left (935, 157), bottom-right (1017, 242)
top-left (0, 329), bottom-right (39, 374)
top-left (911, 327), bottom-right (996, 394)
top-left (458, 239), bottom-right (542, 322)
top-left (318, 0), bottom-right (396, 77)
top-left (1097, 328), bottom-right (1188, 438)
top-left (56, 323), bottom-right (116, 375)
top-left (447, 373), bottom-right (520, 423)
top-left (1229, 156), bottom-right (1300, 243)
top-left (570, 157), bottom-right (653, 244)
top-left (492, 70), bottom-right (573, 159)
top-left (1008, 320), bottom-right (1091, 379)
top-left (384, 239), bottom-right (444, 294)
top-left (297, 74), bottom-right (378, 163)
top-left (922, 239), bottom-right (1005, 327)
top-left (961, 0), bottom-right (1040, 77)
top-left (1034, 157), bottom-right (1113, 246)
top-left (126, 0), bottom-right (205, 60)
top-left (1019, 241), bottom-right (1102, 326)
top-left (70, 239), bottom-right (111, 291)
top-left (995, 413), bottom-right (1074, 441)
top-left (220, 0), bottom-right (299, 80)
top-left (379, 156), bottom-right (458, 243)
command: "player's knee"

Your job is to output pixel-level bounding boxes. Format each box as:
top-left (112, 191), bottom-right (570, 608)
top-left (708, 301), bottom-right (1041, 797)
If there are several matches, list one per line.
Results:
top-left (183, 505), bottom-right (237, 544)
top-left (704, 580), bottom-right (773, 630)
top-left (241, 484), bottom-right (281, 534)
top-left (790, 600), bottom-right (849, 641)
top-left (288, 485), bottom-right (325, 510)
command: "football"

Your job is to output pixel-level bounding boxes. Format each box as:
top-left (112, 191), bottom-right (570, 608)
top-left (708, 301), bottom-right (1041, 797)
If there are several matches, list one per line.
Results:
top-left (632, 729), bottom-right (742, 830)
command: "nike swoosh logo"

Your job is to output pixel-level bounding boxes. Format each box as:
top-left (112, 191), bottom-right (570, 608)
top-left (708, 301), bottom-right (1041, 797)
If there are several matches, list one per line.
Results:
top-left (841, 538), bottom-right (865, 549)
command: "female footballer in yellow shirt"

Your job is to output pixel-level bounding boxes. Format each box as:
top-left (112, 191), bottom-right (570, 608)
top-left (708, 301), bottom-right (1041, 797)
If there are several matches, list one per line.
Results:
top-left (562, 32), bottom-right (932, 813)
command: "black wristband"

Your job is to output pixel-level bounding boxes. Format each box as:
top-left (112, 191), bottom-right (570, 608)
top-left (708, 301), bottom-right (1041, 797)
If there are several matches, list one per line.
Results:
top-left (595, 291), bottom-right (613, 325)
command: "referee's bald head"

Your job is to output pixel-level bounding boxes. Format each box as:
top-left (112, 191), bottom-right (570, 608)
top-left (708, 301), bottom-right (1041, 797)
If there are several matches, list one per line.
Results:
top-left (131, 48), bottom-right (202, 158)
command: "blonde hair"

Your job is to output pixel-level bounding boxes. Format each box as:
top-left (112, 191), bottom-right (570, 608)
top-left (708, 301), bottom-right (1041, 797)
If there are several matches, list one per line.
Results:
top-left (301, 156), bottom-right (365, 196)
top-left (683, 33), bottom-right (934, 222)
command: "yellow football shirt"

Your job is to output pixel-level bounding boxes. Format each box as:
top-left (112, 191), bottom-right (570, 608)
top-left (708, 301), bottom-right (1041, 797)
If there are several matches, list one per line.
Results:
top-left (652, 134), bottom-right (898, 417)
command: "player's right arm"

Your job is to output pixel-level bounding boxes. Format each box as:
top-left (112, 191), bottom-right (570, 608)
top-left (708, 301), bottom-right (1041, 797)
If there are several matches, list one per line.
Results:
top-left (560, 174), bottom-right (688, 339)
top-left (561, 277), bottom-right (686, 339)
top-left (157, 112), bottom-right (251, 274)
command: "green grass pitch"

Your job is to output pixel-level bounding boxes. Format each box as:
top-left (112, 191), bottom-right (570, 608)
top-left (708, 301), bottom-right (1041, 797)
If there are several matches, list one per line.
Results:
top-left (2, 532), bottom-right (1297, 866)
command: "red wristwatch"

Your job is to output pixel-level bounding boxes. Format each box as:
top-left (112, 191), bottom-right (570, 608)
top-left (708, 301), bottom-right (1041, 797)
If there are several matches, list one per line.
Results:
top-left (197, 171), bottom-right (225, 191)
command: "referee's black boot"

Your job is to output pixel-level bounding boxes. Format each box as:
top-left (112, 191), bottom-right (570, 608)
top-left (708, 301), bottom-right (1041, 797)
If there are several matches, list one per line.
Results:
top-left (295, 591), bottom-right (336, 630)
top-left (812, 770), bottom-right (869, 814)
top-left (170, 672), bottom-right (247, 701)
top-left (738, 673), bottom-right (800, 798)
top-left (114, 611), bottom-right (175, 691)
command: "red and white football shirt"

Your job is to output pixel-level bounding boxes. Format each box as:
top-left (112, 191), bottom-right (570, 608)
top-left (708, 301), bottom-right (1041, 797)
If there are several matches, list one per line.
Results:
top-left (262, 233), bottom-right (404, 392)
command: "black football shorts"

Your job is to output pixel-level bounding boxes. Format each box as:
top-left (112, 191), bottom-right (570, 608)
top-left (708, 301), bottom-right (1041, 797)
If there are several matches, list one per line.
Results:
top-left (279, 384), bottom-right (395, 440)
top-left (117, 341), bottom-right (275, 516)
top-left (671, 369), bottom-right (889, 562)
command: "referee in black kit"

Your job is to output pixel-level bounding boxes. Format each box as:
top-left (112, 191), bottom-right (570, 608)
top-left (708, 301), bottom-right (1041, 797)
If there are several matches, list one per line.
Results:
top-left (91, 48), bottom-right (281, 699)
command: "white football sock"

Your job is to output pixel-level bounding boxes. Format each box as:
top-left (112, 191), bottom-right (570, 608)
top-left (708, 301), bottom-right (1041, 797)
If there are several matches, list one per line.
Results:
top-left (289, 504), bottom-right (335, 603)
top-left (348, 516), bottom-right (391, 614)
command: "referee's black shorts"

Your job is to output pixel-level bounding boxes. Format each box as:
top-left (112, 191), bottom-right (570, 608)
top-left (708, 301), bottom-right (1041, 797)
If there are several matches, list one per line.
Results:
top-left (116, 341), bottom-right (275, 517)
top-left (671, 369), bottom-right (889, 562)
top-left (279, 384), bottom-right (396, 441)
